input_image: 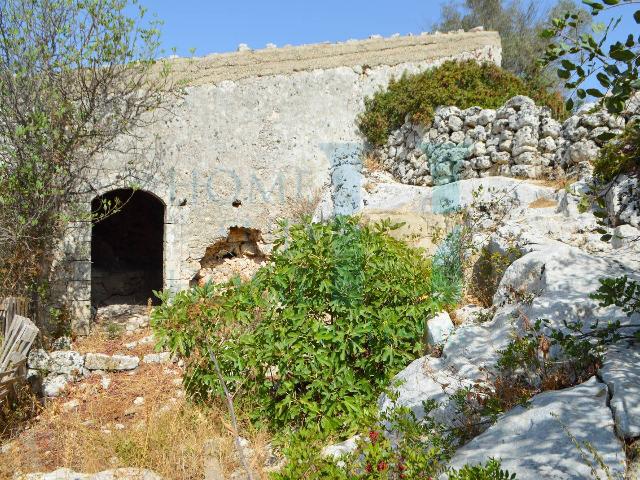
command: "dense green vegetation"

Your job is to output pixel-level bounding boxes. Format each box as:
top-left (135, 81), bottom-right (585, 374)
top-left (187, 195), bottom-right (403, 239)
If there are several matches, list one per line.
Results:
top-left (152, 217), bottom-right (462, 435)
top-left (594, 120), bottom-right (639, 182)
top-left (435, 0), bottom-right (589, 85)
top-left (358, 60), bottom-right (564, 146)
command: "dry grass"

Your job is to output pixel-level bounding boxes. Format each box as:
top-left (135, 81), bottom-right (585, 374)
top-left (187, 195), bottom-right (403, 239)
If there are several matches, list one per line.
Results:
top-left (285, 188), bottom-right (323, 223)
top-left (362, 153), bottom-right (384, 172)
top-left (528, 198), bottom-right (558, 209)
top-left (527, 176), bottom-right (577, 191)
top-left (0, 329), bottom-right (273, 479)
top-left (73, 329), bottom-right (153, 357)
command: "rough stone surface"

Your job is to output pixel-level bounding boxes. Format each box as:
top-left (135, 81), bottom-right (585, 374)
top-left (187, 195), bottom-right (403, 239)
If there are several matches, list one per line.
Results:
top-left (15, 468), bottom-right (163, 479)
top-left (84, 353), bottom-right (139, 371)
top-left (446, 378), bottom-right (626, 480)
top-left (55, 30), bottom-right (502, 334)
top-left (377, 96), bottom-right (635, 186)
top-left (322, 435), bottom-right (361, 459)
top-left (28, 350), bottom-right (84, 376)
top-left (142, 352), bottom-right (171, 364)
top-left (426, 312), bottom-right (454, 346)
top-left (599, 343), bottom-right (640, 440)
top-left (42, 374), bottom-right (71, 397)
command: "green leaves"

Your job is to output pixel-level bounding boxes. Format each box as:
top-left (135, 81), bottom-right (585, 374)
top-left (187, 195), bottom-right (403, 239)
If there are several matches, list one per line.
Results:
top-left (359, 60), bottom-right (566, 146)
top-left (153, 216), bottom-right (454, 436)
top-left (543, 1), bottom-right (639, 116)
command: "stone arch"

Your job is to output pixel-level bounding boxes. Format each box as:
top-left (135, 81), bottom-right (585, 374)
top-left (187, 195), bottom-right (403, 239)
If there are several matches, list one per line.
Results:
top-left (90, 188), bottom-right (165, 307)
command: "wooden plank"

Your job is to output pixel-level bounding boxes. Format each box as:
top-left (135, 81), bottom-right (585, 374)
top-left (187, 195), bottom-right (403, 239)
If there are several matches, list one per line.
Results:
top-left (0, 309), bottom-right (38, 403)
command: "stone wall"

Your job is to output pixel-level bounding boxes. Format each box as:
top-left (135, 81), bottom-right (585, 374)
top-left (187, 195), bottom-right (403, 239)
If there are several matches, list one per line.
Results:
top-left (377, 96), bottom-right (637, 185)
top-left (57, 30), bottom-right (502, 334)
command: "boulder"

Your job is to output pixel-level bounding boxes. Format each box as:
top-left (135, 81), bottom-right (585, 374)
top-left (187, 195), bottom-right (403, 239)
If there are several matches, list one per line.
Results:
top-left (27, 349), bottom-right (50, 371)
top-left (445, 378), bottom-right (626, 480)
top-left (84, 353), bottom-right (139, 371)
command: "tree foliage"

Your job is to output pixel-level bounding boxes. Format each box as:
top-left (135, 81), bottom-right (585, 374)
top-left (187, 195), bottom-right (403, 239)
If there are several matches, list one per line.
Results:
top-left (0, 0), bottom-right (173, 300)
top-left (542, 0), bottom-right (640, 114)
top-left (434, 0), bottom-right (590, 83)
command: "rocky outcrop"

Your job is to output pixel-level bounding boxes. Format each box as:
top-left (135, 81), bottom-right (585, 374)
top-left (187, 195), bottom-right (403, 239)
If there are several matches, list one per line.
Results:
top-left (360, 176), bottom-right (640, 478)
top-left (445, 378), bottom-right (626, 480)
top-left (377, 96), bottom-right (635, 185)
top-left (600, 343), bottom-right (640, 440)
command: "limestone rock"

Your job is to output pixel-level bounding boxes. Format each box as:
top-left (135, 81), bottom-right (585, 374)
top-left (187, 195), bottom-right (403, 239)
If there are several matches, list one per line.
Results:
top-left (321, 435), bottom-right (360, 459)
top-left (606, 175), bottom-right (640, 228)
top-left (42, 374), bottom-right (70, 397)
top-left (15, 468), bottom-right (163, 479)
top-left (48, 351), bottom-right (84, 375)
top-left (611, 224), bottom-right (640, 249)
top-left (84, 353), bottom-right (139, 371)
top-left (426, 312), bottom-right (454, 346)
top-left (142, 352), bottom-right (171, 364)
top-left (27, 349), bottom-right (51, 371)
top-left (446, 378), bottom-right (626, 480)
top-left (599, 344), bottom-right (640, 440)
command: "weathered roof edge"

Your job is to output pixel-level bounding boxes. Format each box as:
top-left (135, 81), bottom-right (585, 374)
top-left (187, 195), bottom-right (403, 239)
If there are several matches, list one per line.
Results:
top-left (166, 30), bottom-right (502, 86)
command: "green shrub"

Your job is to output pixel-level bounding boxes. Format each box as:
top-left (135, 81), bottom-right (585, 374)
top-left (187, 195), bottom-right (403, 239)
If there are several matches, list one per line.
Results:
top-left (593, 120), bottom-right (640, 183)
top-left (273, 401), bottom-right (455, 480)
top-left (358, 60), bottom-right (565, 146)
top-left (447, 459), bottom-right (517, 480)
top-left (153, 217), bottom-right (458, 434)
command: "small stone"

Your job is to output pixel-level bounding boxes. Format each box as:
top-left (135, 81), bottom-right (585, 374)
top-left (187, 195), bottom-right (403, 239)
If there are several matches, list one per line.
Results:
top-left (85, 353), bottom-right (139, 371)
top-left (51, 336), bottom-right (72, 351)
top-left (62, 399), bottom-right (80, 412)
top-left (42, 374), bottom-right (70, 397)
top-left (133, 396), bottom-right (145, 406)
top-left (101, 376), bottom-right (112, 390)
top-left (142, 352), bottom-right (171, 364)
top-left (448, 115), bottom-right (464, 132)
top-left (426, 312), bottom-right (454, 346)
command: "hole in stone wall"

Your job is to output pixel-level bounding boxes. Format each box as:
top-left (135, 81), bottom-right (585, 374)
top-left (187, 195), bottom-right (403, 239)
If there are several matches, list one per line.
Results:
top-left (91, 189), bottom-right (164, 307)
top-left (191, 227), bottom-right (266, 287)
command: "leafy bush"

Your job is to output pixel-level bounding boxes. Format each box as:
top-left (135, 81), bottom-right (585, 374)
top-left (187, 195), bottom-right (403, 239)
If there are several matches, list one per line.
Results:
top-left (593, 120), bottom-right (640, 182)
top-left (447, 459), bottom-right (516, 480)
top-left (153, 217), bottom-right (458, 434)
top-left (273, 401), bottom-right (455, 480)
top-left (358, 60), bottom-right (564, 146)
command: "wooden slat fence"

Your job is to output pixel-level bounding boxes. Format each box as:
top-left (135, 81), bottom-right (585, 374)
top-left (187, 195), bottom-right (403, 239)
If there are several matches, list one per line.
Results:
top-left (0, 298), bottom-right (38, 402)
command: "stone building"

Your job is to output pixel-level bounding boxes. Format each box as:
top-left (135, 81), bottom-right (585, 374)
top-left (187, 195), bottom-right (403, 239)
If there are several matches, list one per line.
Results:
top-left (57, 30), bottom-right (502, 334)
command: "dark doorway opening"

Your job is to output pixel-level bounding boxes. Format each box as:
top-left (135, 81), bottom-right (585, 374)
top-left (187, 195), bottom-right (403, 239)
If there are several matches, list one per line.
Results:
top-left (91, 189), bottom-right (164, 307)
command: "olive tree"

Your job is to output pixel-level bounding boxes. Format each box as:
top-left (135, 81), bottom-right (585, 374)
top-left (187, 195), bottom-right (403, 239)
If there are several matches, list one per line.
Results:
top-left (0, 0), bottom-right (174, 301)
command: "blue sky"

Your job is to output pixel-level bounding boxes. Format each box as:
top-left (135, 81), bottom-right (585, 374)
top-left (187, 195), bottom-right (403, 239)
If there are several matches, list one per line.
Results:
top-left (143, 0), bottom-right (636, 59)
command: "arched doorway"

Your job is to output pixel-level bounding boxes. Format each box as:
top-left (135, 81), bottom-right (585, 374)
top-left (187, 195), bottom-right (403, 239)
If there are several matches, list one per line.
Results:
top-left (91, 189), bottom-right (164, 307)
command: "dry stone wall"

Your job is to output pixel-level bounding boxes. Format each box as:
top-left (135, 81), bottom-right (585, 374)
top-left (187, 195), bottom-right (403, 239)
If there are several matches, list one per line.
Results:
top-left (377, 96), bottom-right (637, 185)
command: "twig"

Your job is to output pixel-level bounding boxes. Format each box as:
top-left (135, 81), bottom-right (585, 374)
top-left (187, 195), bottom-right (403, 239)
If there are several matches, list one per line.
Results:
top-left (209, 351), bottom-right (255, 480)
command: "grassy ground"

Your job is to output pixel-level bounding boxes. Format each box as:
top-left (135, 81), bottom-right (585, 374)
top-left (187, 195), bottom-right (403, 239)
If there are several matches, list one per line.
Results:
top-left (0, 327), bottom-right (272, 480)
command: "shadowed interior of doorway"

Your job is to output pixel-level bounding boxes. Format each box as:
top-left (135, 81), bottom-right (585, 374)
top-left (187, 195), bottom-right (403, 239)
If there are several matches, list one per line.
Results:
top-left (91, 189), bottom-right (164, 307)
